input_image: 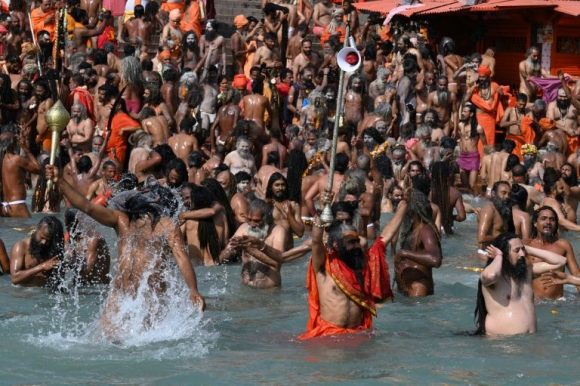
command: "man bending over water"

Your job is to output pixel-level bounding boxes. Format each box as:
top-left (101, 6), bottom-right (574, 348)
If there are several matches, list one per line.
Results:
top-left (474, 233), bottom-right (566, 336)
top-left (10, 216), bottom-right (64, 287)
top-left (46, 165), bottom-right (205, 339)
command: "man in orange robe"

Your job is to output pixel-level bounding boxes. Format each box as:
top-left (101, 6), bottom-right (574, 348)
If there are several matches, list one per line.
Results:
top-left (181, 0), bottom-right (202, 38)
top-left (470, 65), bottom-right (504, 157)
top-left (104, 101), bottom-right (141, 167)
top-left (299, 200), bottom-right (406, 340)
top-left (507, 115), bottom-right (537, 161)
top-left (31, 0), bottom-right (56, 40)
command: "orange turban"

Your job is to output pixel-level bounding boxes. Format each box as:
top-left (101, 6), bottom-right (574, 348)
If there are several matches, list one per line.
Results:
top-left (159, 50), bottom-right (171, 61)
top-left (477, 65), bottom-right (492, 77)
top-left (539, 118), bottom-right (555, 131)
top-left (233, 74), bottom-right (247, 90)
top-left (233, 15), bottom-right (249, 29)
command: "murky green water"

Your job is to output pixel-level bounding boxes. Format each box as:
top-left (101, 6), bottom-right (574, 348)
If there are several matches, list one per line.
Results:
top-left (2, 205), bottom-right (580, 385)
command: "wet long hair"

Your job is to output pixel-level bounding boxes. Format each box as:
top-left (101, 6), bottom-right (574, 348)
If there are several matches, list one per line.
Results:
top-left (286, 149), bottom-right (307, 204)
top-left (0, 132), bottom-right (18, 201)
top-left (36, 215), bottom-right (65, 260)
top-left (187, 184), bottom-right (221, 264)
top-left (202, 178), bottom-right (236, 237)
top-left (431, 161), bottom-right (452, 235)
top-left (32, 158), bottom-right (63, 213)
top-left (399, 186), bottom-right (440, 250)
top-left (474, 232), bottom-right (517, 335)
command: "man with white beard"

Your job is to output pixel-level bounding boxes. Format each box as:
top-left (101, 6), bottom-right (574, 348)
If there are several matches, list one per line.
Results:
top-left (219, 199), bottom-right (288, 288)
top-left (66, 103), bottom-right (95, 153)
top-left (224, 136), bottom-right (257, 175)
top-left (518, 46), bottom-right (549, 100)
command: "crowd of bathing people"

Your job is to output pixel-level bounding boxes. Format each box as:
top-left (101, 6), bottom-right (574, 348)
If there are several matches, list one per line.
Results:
top-left (1, 0), bottom-right (580, 340)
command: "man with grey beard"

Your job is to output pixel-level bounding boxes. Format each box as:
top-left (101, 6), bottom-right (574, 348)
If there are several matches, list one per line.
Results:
top-left (219, 199), bottom-right (288, 288)
top-left (427, 76), bottom-right (457, 136)
top-left (518, 46), bottom-right (549, 99)
top-left (224, 136), bottom-right (257, 175)
top-left (66, 103), bottom-right (95, 152)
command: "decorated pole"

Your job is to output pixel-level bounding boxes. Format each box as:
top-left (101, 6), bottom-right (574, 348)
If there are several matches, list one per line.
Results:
top-left (45, 101), bottom-right (71, 191)
top-left (319, 7), bottom-right (361, 224)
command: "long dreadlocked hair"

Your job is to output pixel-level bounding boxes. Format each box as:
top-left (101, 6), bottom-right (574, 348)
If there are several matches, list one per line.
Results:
top-left (32, 158), bottom-right (63, 213)
top-left (286, 149), bottom-right (307, 204)
top-left (431, 161), bottom-right (453, 235)
top-left (121, 55), bottom-right (144, 90)
top-left (202, 178), bottom-right (237, 237)
top-left (187, 183), bottom-right (221, 264)
top-left (399, 188), bottom-right (440, 251)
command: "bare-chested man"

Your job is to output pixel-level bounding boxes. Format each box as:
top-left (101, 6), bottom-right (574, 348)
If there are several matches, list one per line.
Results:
top-left (292, 38), bottom-right (321, 81)
top-left (121, 5), bottom-right (153, 48)
top-left (344, 75), bottom-right (364, 128)
top-left (46, 165), bottom-right (204, 340)
top-left (477, 181), bottom-right (514, 248)
top-left (253, 32), bottom-right (281, 69)
top-left (500, 93), bottom-right (529, 138)
top-left (265, 173), bottom-right (304, 249)
top-left (86, 161), bottom-right (117, 203)
top-left (255, 152), bottom-right (281, 199)
top-left (210, 89), bottom-right (240, 152)
top-left (230, 171), bottom-right (251, 225)
top-left (224, 136), bottom-right (257, 175)
top-left (525, 206), bottom-right (580, 300)
top-left (475, 233), bottom-right (566, 336)
top-left (63, 208), bottom-right (111, 285)
top-left (10, 216), bottom-right (64, 286)
top-left (66, 143), bottom-right (105, 198)
top-left (140, 107), bottom-right (170, 146)
top-left (1, 133), bottom-right (39, 217)
top-left (199, 20), bottom-right (227, 76)
top-left (480, 140), bottom-right (514, 196)
top-left (518, 46), bottom-right (548, 100)
top-left (305, 152), bottom-right (348, 215)
top-left (66, 103), bottom-right (95, 153)
top-left (33, 80), bottom-right (54, 154)
top-left (219, 199), bottom-right (288, 288)
top-left (95, 84), bottom-right (116, 135)
top-left (457, 103), bottom-right (485, 193)
top-left (547, 87), bottom-right (578, 151)
top-left (169, 117), bottom-right (199, 163)
top-left (199, 67), bottom-right (219, 137)
top-left (142, 85), bottom-right (174, 130)
top-left (541, 168), bottom-right (580, 231)
top-left (312, 0), bottom-right (332, 37)
top-left (427, 76), bottom-right (457, 136)
top-left (438, 37), bottom-right (464, 94)
top-left (395, 185), bottom-right (442, 297)
top-left (80, 0), bottom-right (103, 26)
top-left (241, 78), bottom-right (272, 129)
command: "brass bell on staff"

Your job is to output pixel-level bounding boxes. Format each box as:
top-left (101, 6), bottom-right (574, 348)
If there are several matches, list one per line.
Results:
top-left (45, 100), bottom-right (70, 191)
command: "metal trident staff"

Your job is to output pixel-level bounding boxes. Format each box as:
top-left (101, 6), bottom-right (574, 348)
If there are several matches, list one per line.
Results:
top-left (320, 5), bottom-right (355, 224)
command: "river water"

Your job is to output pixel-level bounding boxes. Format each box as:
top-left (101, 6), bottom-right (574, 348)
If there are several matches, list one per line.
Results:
top-left (2, 203), bottom-right (580, 385)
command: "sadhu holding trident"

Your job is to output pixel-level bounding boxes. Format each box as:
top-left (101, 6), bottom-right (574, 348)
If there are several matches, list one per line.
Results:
top-left (299, 191), bottom-right (408, 340)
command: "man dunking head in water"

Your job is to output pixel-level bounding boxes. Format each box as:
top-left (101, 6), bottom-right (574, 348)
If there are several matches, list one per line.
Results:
top-left (474, 232), bottom-right (566, 336)
top-left (45, 165), bottom-right (204, 340)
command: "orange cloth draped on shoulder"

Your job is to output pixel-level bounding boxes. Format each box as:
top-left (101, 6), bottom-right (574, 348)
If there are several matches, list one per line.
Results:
top-left (68, 87), bottom-right (96, 122)
top-left (161, 0), bottom-right (184, 13)
top-left (471, 82), bottom-right (504, 157)
top-left (298, 238), bottom-right (392, 340)
top-left (320, 24), bottom-right (346, 46)
top-left (31, 7), bottom-right (56, 40)
top-left (243, 40), bottom-right (257, 78)
top-left (506, 115), bottom-right (536, 161)
top-left (181, 0), bottom-right (202, 38)
top-left (105, 112), bottom-right (140, 166)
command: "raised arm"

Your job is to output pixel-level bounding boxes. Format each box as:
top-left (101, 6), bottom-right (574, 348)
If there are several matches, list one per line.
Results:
top-left (480, 245), bottom-right (503, 287)
top-left (526, 245), bottom-right (567, 275)
top-left (46, 165), bottom-right (120, 228)
top-left (379, 200), bottom-right (407, 243)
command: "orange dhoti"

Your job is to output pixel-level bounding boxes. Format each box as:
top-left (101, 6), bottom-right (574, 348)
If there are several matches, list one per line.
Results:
top-left (298, 239), bottom-right (392, 340)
